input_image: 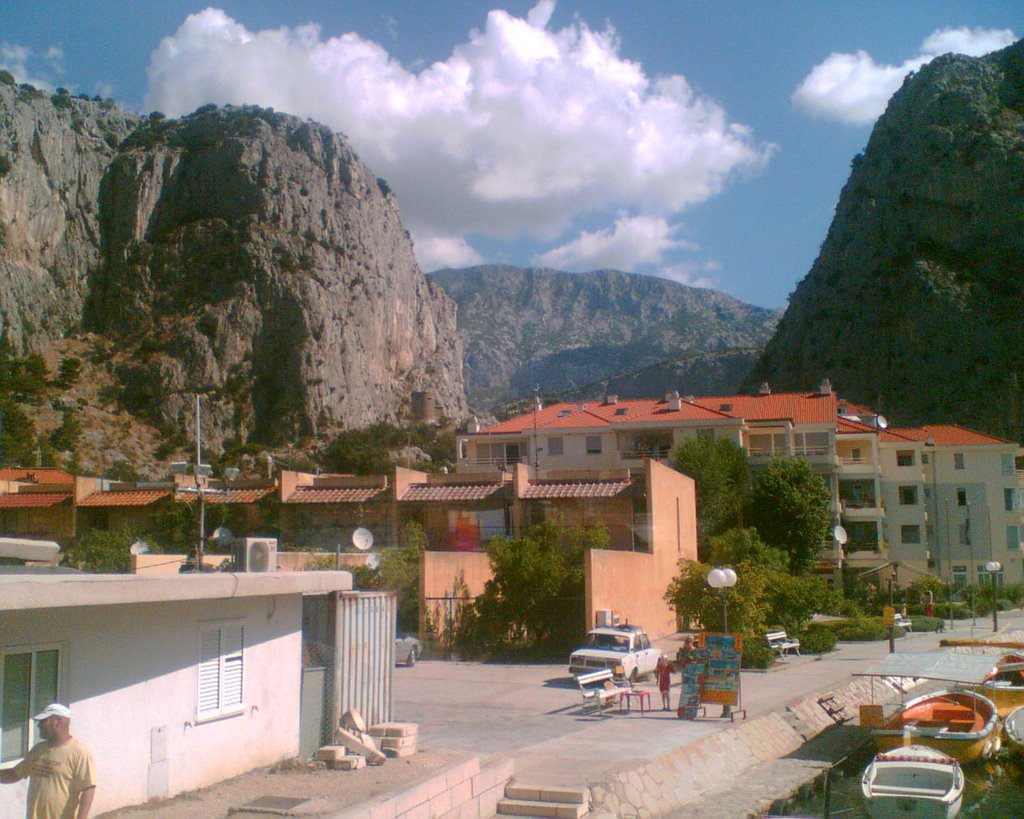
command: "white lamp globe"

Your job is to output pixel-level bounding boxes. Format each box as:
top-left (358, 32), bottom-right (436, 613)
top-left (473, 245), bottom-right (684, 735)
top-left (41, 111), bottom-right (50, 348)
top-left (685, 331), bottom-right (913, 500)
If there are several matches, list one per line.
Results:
top-left (707, 568), bottom-right (728, 589)
top-left (986, 561), bottom-right (1002, 574)
top-left (722, 567), bottom-right (738, 587)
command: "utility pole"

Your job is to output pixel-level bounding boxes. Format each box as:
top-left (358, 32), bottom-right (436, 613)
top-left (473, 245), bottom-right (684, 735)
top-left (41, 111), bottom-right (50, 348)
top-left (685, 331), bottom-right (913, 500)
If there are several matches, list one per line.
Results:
top-left (966, 502), bottom-right (975, 626)
top-left (170, 395), bottom-right (213, 571)
top-left (944, 499), bottom-right (954, 630)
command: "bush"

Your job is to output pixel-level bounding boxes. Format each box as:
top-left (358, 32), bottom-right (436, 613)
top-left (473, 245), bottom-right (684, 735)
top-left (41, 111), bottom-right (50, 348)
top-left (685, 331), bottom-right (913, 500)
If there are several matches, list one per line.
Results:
top-left (798, 625), bottom-right (838, 654)
top-left (909, 616), bottom-right (945, 632)
top-left (742, 639), bottom-right (774, 670)
top-left (814, 617), bottom-right (893, 641)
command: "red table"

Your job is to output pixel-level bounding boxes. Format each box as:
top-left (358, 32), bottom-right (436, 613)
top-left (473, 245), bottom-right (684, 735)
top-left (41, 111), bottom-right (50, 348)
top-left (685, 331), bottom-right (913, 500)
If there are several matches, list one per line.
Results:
top-left (619, 689), bottom-right (652, 714)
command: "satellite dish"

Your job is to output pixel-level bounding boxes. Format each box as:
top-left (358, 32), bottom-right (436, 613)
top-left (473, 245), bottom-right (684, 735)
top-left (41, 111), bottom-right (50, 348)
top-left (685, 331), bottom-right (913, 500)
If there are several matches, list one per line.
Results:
top-left (876, 415), bottom-right (889, 429)
top-left (833, 525), bottom-right (848, 545)
top-left (129, 539), bottom-right (151, 555)
top-left (211, 526), bottom-right (234, 546)
top-left (352, 527), bottom-right (374, 551)
top-left (224, 467), bottom-right (240, 481)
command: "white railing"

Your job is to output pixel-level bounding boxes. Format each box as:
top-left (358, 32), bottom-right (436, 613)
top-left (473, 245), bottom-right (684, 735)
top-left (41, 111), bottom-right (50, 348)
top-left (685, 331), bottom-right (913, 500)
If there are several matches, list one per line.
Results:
top-left (469, 454), bottom-right (526, 467)
top-left (622, 447), bottom-right (672, 460)
top-left (838, 455), bottom-right (874, 465)
top-left (794, 445), bottom-right (829, 457)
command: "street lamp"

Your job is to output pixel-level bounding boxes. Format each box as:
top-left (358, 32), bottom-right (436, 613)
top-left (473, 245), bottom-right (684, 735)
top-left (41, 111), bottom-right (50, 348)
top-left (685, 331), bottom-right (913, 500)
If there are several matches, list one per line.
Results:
top-left (985, 561), bottom-right (1002, 632)
top-left (707, 567), bottom-right (738, 632)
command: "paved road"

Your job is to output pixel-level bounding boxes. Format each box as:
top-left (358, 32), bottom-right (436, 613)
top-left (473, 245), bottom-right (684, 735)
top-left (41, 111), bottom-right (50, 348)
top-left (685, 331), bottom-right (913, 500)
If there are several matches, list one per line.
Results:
top-left (393, 614), bottom-right (1024, 789)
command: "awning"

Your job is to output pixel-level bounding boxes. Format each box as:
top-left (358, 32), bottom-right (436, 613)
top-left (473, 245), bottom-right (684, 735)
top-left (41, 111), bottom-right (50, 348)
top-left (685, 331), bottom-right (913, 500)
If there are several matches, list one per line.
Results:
top-left (0, 537), bottom-right (61, 563)
top-left (855, 651), bottom-right (1001, 684)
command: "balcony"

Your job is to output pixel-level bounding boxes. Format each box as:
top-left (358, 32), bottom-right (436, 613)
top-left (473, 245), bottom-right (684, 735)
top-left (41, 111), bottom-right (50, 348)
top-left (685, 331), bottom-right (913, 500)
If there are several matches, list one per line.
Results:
top-left (836, 455), bottom-right (878, 475)
top-left (621, 446), bottom-right (671, 461)
top-left (840, 499), bottom-right (885, 520)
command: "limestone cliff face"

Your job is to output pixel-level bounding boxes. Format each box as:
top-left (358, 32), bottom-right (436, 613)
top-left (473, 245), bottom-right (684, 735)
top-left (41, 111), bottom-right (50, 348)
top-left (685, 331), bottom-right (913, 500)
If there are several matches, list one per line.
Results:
top-left (749, 40), bottom-right (1024, 438)
top-left (84, 106), bottom-right (464, 445)
top-left (0, 83), bottom-right (138, 351)
top-left (0, 89), bottom-right (465, 451)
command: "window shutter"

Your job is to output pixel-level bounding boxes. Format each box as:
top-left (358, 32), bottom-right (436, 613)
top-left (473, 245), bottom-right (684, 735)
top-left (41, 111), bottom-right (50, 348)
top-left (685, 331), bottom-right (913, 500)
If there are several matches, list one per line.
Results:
top-left (221, 626), bottom-right (244, 710)
top-left (198, 629), bottom-right (222, 716)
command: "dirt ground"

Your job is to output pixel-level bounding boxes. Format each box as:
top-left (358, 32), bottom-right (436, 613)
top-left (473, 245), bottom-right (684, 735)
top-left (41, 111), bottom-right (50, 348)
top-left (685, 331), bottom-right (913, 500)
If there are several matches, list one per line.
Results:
top-left (97, 748), bottom-right (469, 818)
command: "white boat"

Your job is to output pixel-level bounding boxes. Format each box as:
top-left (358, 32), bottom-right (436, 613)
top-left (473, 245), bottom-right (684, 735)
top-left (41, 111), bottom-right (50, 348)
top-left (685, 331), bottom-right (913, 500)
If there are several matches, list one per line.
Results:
top-left (861, 745), bottom-right (964, 818)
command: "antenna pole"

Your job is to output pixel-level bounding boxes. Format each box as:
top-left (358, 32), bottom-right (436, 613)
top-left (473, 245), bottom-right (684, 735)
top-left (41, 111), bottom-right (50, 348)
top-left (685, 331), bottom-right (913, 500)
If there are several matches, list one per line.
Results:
top-left (196, 394), bottom-right (206, 570)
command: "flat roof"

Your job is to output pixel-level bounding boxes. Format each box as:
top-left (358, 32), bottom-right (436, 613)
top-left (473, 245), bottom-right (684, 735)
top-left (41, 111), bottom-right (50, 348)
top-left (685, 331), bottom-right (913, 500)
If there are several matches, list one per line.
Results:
top-left (0, 570), bottom-right (353, 612)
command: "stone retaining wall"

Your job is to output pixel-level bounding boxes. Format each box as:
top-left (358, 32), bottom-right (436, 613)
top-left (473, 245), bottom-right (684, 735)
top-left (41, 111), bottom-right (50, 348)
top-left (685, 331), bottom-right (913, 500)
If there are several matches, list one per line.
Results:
top-left (333, 756), bottom-right (514, 819)
top-left (589, 673), bottom-right (913, 817)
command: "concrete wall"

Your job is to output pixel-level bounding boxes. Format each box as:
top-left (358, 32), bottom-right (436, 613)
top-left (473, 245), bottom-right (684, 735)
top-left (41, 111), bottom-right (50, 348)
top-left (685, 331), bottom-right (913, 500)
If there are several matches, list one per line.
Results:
top-left (0, 594), bottom-right (303, 817)
top-left (420, 551), bottom-right (492, 634)
top-left (586, 459), bottom-right (696, 639)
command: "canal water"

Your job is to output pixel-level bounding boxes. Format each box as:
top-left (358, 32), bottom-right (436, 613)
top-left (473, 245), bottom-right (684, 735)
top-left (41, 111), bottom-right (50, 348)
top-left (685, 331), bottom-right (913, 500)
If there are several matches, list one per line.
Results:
top-left (786, 747), bottom-right (1024, 817)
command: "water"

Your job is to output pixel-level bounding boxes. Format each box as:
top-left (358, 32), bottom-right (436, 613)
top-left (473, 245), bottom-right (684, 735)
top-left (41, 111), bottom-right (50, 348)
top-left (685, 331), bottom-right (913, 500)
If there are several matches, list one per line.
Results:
top-left (786, 748), bottom-right (1024, 817)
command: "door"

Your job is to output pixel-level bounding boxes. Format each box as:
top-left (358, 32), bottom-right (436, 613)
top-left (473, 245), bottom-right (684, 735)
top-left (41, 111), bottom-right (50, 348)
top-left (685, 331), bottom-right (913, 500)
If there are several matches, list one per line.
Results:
top-left (300, 595), bottom-right (335, 757)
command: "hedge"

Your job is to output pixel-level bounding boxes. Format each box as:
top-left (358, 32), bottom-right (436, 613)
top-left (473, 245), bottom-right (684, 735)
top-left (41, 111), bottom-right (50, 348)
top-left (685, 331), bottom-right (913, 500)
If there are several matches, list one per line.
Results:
top-left (798, 625), bottom-right (838, 654)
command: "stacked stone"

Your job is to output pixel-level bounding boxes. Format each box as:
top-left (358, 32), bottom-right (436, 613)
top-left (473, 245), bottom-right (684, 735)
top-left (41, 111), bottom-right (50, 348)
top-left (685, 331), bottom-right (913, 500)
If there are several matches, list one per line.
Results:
top-left (369, 721), bottom-right (419, 758)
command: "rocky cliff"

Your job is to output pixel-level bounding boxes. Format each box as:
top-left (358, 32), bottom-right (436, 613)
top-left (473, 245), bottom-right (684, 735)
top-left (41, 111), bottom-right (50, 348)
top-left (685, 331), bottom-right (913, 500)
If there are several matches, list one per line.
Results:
top-left (749, 40), bottom-right (1024, 438)
top-left (431, 265), bottom-right (780, 407)
top-left (0, 82), bottom-right (465, 457)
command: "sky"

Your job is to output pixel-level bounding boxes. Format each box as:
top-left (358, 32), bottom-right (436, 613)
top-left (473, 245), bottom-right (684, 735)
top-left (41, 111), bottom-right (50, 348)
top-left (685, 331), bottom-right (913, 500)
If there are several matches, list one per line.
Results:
top-left (2, 2), bottom-right (1018, 309)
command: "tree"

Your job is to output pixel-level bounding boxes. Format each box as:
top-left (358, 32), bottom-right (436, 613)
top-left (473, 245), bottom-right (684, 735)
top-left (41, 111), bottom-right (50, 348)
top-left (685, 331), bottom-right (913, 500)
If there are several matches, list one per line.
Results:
top-left (664, 560), bottom-right (769, 635)
top-left (466, 521), bottom-right (607, 656)
top-left (0, 400), bottom-right (37, 466)
top-left (746, 457), bottom-right (831, 574)
top-left (708, 527), bottom-right (788, 573)
top-left (64, 527), bottom-right (137, 573)
top-left (670, 436), bottom-right (750, 560)
top-left (351, 522), bottom-right (426, 633)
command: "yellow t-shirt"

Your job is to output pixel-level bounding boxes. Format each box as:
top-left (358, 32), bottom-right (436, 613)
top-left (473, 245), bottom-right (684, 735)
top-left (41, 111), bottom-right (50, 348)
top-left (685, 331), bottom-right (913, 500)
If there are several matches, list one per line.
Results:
top-left (13, 737), bottom-right (96, 819)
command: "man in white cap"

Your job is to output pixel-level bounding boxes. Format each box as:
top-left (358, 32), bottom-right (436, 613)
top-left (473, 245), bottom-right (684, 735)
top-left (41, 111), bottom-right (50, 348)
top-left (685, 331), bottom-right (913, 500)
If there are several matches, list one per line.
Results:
top-left (0, 703), bottom-right (96, 819)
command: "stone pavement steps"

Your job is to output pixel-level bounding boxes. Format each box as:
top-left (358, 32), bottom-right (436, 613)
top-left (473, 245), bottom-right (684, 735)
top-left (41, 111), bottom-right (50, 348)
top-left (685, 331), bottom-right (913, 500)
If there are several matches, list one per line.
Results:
top-left (498, 783), bottom-right (589, 818)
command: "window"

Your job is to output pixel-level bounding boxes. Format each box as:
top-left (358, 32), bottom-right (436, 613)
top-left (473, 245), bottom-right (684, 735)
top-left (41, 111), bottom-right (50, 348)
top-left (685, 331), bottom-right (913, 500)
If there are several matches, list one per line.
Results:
top-left (1005, 488), bottom-right (1017, 512)
top-left (613, 407), bottom-right (628, 416)
top-left (896, 450), bottom-right (914, 467)
top-left (900, 525), bottom-right (921, 544)
top-left (1, 646), bottom-right (59, 762)
top-left (958, 524), bottom-right (970, 545)
top-left (898, 486), bottom-right (918, 505)
top-left (748, 432), bottom-right (785, 456)
top-left (795, 431), bottom-right (828, 455)
top-left (952, 565), bottom-right (967, 590)
top-left (459, 440), bottom-right (467, 459)
top-left (1002, 453), bottom-right (1015, 476)
top-left (922, 453), bottom-right (929, 464)
top-left (585, 436), bottom-right (602, 455)
top-left (198, 623), bottom-right (244, 719)
top-left (954, 453), bottom-right (965, 470)
top-left (547, 436), bottom-right (563, 457)
top-left (979, 564), bottom-right (1005, 588)
top-left (955, 488), bottom-right (967, 506)
top-left (1007, 526), bottom-right (1022, 551)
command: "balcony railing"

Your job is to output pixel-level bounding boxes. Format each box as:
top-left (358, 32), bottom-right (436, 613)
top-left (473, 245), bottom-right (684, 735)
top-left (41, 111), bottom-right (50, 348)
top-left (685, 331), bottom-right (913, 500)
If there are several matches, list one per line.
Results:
top-left (838, 455), bottom-right (874, 465)
top-left (794, 445), bottom-right (830, 457)
top-left (468, 454), bottom-right (527, 467)
top-left (748, 447), bottom-right (786, 458)
top-left (621, 446), bottom-right (672, 460)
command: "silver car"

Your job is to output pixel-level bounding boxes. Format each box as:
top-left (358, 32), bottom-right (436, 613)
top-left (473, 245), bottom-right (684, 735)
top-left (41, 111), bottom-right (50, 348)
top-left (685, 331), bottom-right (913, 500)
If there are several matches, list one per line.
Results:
top-left (395, 635), bottom-right (423, 666)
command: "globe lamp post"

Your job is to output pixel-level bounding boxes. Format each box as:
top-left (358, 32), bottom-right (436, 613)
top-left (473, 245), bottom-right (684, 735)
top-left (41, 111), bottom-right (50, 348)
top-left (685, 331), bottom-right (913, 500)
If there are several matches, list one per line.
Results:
top-left (707, 567), bottom-right (738, 718)
top-left (985, 561), bottom-right (1002, 633)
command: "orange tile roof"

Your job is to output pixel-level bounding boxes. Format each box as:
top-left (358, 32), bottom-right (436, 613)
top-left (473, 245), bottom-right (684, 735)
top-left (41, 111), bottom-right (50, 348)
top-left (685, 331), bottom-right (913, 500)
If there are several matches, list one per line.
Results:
top-left (483, 398), bottom-right (732, 433)
top-left (0, 492), bottom-right (72, 509)
top-left (521, 479), bottom-right (633, 499)
top-left (191, 488), bottom-right (276, 505)
top-left (285, 486), bottom-right (387, 504)
top-left (690, 391), bottom-right (842, 424)
top-left (399, 483), bottom-right (509, 502)
top-left (77, 490), bottom-right (170, 507)
top-left (0, 468), bottom-right (75, 484)
top-left (883, 425), bottom-right (1012, 447)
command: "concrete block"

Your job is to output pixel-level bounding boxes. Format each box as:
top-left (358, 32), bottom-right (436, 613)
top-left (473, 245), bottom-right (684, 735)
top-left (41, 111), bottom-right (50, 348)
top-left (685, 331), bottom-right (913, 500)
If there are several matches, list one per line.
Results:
top-left (448, 775), bottom-right (473, 808)
top-left (393, 780), bottom-right (433, 815)
top-left (369, 721), bottom-right (418, 738)
top-left (315, 745), bottom-right (349, 762)
top-left (444, 757), bottom-right (481, 790)
top-left (477, 783), bottom-right (501, 817)
top-left (429, 788), bottom-right (452, 816)
top-left (335, 726), bottom-right (386, 765)
top-left (385, 745), bottom-right (416, 758)
top-left (328, 755), bottom-right (366, 771)
top-left (471, 764), bottom-right (509, 797)
top-left (380, 734), bottom-right (418, 750)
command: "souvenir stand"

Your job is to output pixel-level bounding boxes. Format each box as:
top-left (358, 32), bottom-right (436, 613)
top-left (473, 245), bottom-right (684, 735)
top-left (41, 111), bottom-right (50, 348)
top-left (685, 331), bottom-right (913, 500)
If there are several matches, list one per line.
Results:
top-left (676, 632), bottom-right (746, 721)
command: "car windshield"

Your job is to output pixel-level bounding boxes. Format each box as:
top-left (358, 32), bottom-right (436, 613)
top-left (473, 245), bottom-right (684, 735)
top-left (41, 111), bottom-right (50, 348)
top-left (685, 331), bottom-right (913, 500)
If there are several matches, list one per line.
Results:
top-left (584, 633), bottom-right (630, 651)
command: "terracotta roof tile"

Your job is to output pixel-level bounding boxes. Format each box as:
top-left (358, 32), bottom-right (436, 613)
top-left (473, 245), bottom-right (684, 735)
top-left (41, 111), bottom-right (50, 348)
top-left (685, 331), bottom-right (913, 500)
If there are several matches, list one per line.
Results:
top-left (285, 486), bottom-right (387, 504)
top-left (77, 490), bottom-right (170, 507)
top-left (521, 479), bottom-right (633, 499)
top-left (482, 399), bottom-right (732, 433)
top-left (188, 488), bottom-right (276, 505)
top-left (0, 492), bottom-right (72, 509)
top-left (691, 391), bottom-right (841, 424)
top-left (884, 425), bottom-right (1012, 447)
top-left (399, 483), bottom-right (508, 502)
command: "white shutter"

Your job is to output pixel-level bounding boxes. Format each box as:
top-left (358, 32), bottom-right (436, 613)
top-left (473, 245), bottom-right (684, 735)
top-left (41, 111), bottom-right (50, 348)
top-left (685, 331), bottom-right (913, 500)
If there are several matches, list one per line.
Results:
top-left (221, 626), bottom-right (244, 710)
top-left (198, 629), bottom-right (222, 716)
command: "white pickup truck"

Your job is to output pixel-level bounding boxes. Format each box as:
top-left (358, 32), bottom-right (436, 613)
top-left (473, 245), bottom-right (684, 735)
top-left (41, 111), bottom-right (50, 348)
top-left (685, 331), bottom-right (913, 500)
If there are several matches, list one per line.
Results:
top-left (568, 624), bottom-right (662, 681)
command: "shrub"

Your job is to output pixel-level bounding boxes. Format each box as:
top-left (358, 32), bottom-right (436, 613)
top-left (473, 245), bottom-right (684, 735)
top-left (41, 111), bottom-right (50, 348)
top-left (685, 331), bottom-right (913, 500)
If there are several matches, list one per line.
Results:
top-left (0, 70), bottom-right (15, 86)
top-left (0, 154), bottom-right (11, 179)
top-left (742, 639), bottom-right (774, 670)
top-left (909, 615), bottom-right (945, 632)
top-left (797, 625), bottom-right (838, 654)
top-left (815, 617), bottom-right (892, 641)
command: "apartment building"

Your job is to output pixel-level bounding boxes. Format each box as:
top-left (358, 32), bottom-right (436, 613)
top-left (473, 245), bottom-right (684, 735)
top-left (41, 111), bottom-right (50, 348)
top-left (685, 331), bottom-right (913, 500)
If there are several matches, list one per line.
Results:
top-left (457, 381), bottom-right (1024, 584)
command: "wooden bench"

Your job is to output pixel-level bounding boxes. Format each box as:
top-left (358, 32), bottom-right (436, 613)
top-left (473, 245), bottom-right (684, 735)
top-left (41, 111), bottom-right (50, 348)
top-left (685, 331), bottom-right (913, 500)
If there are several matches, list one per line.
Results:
top-left (574, 668), bottom-right (627, 713)
top-left (766, 630), bottom-right (801, 657)
top-left (893, 612), bottom-right (912, 632)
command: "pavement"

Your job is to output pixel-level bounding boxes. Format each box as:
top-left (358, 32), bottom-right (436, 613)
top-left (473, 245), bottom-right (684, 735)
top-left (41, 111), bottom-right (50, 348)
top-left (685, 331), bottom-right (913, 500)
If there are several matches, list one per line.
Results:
top-left (393, 612), bottom-right (1024, 815)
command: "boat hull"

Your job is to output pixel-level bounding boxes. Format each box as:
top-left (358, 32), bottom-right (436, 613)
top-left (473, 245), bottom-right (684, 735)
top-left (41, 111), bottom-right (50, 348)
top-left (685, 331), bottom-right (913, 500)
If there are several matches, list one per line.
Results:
top-left (871, 690), bottom-right (1000, 765)
top-left (863, 793), bottom-right (962, 819)
top-left (862, 745), bottom-right (964, 819)
top-left (962, 682), bottom-right (1024, 717)
top-left (1003, 705), bottom-right (1024, 756)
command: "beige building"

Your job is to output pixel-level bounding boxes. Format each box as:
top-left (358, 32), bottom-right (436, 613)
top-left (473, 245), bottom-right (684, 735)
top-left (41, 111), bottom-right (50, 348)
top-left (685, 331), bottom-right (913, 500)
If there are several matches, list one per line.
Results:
top-left (459, 381), bottom-right (1024, 585)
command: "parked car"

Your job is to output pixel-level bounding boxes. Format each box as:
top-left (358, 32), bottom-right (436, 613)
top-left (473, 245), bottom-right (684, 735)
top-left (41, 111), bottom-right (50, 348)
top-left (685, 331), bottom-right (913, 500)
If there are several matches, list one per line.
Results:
top-left (568, 624), bottom-right (661, 681)
top-left (395, 635), bottom-right (423, 666)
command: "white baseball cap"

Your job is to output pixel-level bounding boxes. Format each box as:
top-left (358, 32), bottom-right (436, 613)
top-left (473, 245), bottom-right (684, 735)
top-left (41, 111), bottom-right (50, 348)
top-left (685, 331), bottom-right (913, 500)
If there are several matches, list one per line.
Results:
top-left (33, 703), bottom-right (71, 721)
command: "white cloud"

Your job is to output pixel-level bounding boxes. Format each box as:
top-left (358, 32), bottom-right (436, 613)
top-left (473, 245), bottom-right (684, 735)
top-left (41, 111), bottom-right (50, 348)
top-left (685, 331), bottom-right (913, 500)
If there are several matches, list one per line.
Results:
top-left (533, 215), bottom-right (691, 271)
top-left (143, 4), bottom-right (772, 271)
top-left (412, 233), bottom-right (484, 270)
top-left (793, 26), bottom-right (1016, 125)
top-left (0, 43), bottom-right (63, 90)
top-left (656, 261), bottom-right (720, 290)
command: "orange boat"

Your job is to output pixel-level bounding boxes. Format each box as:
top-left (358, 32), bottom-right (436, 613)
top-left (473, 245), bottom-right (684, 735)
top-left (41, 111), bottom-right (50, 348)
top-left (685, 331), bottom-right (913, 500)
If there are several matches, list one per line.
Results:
top-left (961, 653), bottom-right (1024, 717)
top-left (872, 689), bottom-right (1000, 765)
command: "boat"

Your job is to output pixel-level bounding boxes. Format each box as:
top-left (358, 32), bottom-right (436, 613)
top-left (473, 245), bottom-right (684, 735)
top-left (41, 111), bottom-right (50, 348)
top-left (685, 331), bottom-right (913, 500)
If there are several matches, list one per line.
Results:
top-left (861, 745), bottom-right (964, 818)
top-left (961, 653), bottom-right (1024, 717)
top-left (1003, 704), bottom-right (1024, 755)
top-left (872, 689), bottom-right (1000, 765)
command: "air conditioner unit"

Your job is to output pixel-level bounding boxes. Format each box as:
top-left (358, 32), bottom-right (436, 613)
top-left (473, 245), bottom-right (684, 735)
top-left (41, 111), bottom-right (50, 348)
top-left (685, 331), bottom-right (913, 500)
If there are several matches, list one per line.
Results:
top-left (238, 538), bottom-right (278, 572)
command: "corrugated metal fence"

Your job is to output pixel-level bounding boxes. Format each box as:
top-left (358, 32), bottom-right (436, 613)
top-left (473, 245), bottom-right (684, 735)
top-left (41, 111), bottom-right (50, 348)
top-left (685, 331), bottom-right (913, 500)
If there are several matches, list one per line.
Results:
top-left (335, 590), bottom-right (396, 729)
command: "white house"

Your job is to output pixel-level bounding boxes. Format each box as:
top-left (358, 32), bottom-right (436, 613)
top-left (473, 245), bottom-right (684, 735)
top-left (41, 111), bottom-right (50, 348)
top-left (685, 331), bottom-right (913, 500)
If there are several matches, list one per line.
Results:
top-left (0, 570), bottom-right (369, 817)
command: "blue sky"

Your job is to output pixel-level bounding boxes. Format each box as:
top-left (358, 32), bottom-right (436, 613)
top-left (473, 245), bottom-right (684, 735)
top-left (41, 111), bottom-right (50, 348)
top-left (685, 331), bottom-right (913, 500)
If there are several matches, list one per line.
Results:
top-left (2, 1), bottom-right (1018, 308)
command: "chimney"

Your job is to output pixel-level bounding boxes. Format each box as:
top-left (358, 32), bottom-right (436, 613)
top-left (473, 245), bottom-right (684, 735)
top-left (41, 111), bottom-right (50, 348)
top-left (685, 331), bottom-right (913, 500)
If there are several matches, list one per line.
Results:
top-left (819, 377), bottom-right (832, 396)
top-left (668, 390), bottom-right (682, 411)
top-left (467, 417), bottom-right (480, 433)
top-left (665, 390), bottom-right (679, 402)
top-left (605, 394), bottom-right (618, 405)
top-left (758, 382), bottom-right (771, 396)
